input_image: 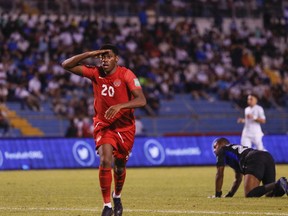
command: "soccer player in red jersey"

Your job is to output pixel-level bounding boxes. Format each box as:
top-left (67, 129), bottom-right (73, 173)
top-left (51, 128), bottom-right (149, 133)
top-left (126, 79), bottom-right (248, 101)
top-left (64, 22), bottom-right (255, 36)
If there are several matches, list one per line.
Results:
top-left (62, 44), bottom-right (146, 216)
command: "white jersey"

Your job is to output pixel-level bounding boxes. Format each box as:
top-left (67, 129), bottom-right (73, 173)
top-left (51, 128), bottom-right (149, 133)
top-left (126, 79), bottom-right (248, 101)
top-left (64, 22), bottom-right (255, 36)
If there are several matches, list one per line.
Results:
top-left (242, 104), bottom-right (265, 137)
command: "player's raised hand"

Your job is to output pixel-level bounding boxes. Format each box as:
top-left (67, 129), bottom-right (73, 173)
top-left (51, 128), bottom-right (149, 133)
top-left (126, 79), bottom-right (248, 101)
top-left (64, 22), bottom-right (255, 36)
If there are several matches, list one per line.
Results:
top-left (90, 49), bottom-right (110, 58)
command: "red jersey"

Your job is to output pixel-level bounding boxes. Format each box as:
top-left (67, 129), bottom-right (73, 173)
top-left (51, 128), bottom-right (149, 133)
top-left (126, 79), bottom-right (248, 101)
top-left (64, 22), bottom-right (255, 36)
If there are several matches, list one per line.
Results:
top-left (82, 65), bottom-right (142, 132)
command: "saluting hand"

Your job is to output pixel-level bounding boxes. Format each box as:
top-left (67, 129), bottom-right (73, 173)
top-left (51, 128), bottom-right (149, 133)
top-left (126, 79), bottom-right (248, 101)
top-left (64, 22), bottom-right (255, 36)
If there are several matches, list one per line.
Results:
top-left (90, 49), bottom-right (110, 58)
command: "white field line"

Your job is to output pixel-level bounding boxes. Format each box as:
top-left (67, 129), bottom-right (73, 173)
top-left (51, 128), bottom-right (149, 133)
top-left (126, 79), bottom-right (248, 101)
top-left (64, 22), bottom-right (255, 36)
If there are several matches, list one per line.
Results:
top-left (0, 207), bottom-right (288, 215)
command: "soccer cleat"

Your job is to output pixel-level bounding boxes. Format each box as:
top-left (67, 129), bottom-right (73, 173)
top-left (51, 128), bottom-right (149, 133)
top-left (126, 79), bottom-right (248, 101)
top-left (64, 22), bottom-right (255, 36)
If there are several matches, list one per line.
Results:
top-left (101, 206), bottom-right (113, 216)
top-left (278, 177), bottom-right (288, 196)
top-left (113, 196), bottom-right (123, 216)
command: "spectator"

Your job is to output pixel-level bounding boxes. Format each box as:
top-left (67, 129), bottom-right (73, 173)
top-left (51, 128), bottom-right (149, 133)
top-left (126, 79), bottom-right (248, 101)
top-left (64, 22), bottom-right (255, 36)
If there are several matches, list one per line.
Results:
top-left (0, 63), bottom-right (7, 85)
top-left (15, 84), bottom-right (41, 111)
top-left (65, 118), bottom-right (78, 137)
top-left (81, 117), bottom-right (93, 138)
top-left (0, 107), bottom-right (10, 136)
top-left (52, 97), bottom-right (67, 117)
top-left (0, 84), bottom-right (8, 104)
top-left (135, 116), bottom-right (146, 136)
top-left (28, 74), bottom-right (44, 101)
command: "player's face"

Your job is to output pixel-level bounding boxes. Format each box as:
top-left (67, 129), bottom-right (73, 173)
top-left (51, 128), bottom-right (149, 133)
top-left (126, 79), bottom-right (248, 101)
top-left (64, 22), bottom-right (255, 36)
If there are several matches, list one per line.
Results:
top-left (213, 142), bottom-right (221, 155)
top-left (247, 95), bottom-right (257, 107)
top-left (100, 51), bottom-right (119, 73)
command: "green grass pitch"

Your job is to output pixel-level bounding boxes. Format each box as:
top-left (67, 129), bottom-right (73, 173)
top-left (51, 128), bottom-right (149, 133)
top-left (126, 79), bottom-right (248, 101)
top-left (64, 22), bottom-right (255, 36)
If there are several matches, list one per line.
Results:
top-left (0, 165), bottom-right (287, 216)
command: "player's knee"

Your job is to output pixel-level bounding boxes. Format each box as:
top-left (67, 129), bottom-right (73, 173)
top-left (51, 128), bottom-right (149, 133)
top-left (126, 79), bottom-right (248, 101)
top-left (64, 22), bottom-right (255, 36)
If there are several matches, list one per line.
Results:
top-left (114, 166), bottom-right (125, 175)
top-left (100, 157), bottom-right (112, 168)
top-left (246, 186), bottom-right (266, 197)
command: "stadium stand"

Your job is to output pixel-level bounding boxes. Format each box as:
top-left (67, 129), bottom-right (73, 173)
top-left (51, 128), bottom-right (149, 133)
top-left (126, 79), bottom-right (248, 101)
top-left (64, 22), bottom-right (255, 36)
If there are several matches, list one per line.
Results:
top-left (0, 0), bottom-right (287, 137)
top-left (5, 101), bottom-right (68, 136)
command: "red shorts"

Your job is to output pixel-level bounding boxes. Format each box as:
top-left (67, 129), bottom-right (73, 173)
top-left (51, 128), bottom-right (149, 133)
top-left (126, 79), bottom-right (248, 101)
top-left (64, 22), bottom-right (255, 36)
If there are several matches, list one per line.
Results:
top-left (94, 128), bottom-right (135, 160)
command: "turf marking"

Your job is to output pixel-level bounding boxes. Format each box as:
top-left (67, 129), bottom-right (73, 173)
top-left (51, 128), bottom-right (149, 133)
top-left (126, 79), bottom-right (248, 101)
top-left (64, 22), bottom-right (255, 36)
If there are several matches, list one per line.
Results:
top-left (0, 207), bottom-right (287, 215)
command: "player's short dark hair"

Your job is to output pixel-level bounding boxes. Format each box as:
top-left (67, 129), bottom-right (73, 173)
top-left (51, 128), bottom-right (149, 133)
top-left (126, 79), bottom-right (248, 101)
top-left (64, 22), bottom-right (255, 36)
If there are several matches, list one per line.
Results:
top-left (248, 93), bottom-right (258, 100)
top-left (100, 44), bottom-right (119, 55)
top-left (213, 137), bottom-right (230, 146)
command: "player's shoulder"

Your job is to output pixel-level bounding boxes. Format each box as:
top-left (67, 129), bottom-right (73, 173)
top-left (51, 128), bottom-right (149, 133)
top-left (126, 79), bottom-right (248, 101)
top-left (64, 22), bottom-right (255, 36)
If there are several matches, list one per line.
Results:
top-left (222, 144), bottom-right (238, 152)
top-left (256, 104), bottom-right (264, 109)
top-left (253, 104), bottom-right (265, 112)
top-left (83, 64), bottom-right (101, 75)
top-left (118, 65), bottom-right (134, 74)
top-left (118, 66), bottom-right (137, 82)
top-left (244, 106), bottom-right (250, 111)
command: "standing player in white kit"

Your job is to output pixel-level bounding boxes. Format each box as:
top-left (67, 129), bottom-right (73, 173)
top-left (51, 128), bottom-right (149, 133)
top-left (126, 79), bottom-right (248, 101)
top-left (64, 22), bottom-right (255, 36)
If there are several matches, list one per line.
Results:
top-left (237, 94), bottom-right (266, 150)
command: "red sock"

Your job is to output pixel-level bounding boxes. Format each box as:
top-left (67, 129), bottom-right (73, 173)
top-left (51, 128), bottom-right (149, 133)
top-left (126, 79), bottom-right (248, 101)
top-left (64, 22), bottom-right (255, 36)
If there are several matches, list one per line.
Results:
top-left (99, 167), bottom-right (112, 203)
top-left (114, 168), bottom-right (126, 196)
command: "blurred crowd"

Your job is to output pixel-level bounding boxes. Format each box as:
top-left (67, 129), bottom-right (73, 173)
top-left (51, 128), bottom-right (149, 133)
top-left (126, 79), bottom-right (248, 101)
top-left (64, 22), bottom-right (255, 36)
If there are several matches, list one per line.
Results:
top-left (0, 0), bottom-right (271, 18)
top-left (0, 1), bottom-right (288, 137)
top-left (0, 106), bottom-right (10, 136)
